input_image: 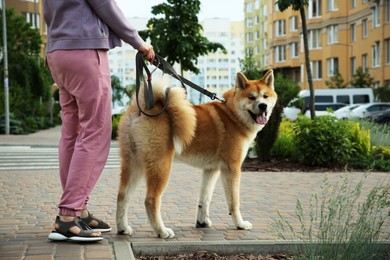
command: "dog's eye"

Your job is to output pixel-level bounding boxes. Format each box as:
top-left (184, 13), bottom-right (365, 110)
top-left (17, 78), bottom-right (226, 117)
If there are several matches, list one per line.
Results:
top-left (248, 96), bottom-right (256, 100)
top-left (263, 94), bottom-right (268, 99)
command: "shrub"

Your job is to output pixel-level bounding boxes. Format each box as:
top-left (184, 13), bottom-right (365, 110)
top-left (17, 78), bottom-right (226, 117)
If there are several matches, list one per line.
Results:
top-left (271, 119), bottom-right (296, 159)
top-left (272, 173), bottom-right (390, 259)
top-left (293, 116), bottom-right (355, 167)
top-left (111, 114), bottom-right (122, 140)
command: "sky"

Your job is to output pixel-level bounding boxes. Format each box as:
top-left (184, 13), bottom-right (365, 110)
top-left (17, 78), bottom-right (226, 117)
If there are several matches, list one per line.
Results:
top-left (115, 0), bottom-right (244, 21)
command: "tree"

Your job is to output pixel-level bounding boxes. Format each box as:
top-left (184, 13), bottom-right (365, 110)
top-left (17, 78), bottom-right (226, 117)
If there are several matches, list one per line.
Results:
top-left (139, 0), bottom-right (226, 75)
top-left (325, 72), bottom-right (347, 89)
top-left (277, 0), bottom-right (315, 119)
top-left (0, 8), bottom-right (53, 133)
top-left (350, 67), bottom-right (374, 88)
top-left (239, 53), bottom-right (263, 80)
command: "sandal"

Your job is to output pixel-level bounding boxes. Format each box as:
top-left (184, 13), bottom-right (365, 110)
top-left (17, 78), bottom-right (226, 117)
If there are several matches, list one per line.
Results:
top-left (81, 211), bottom-right (112, 232)
top-left (48, 216), bottom-right (103, 242)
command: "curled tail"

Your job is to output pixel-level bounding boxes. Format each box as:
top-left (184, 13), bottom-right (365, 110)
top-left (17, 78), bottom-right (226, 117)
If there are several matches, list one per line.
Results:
top-left (130, 76), bottom-right (196, 153)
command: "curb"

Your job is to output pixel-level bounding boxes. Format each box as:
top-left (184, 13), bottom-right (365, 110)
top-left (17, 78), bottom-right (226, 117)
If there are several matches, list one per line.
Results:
top-left (113, 241), bottom-right (136, 260)
top-left (130, 240), bottom-right (390, 258)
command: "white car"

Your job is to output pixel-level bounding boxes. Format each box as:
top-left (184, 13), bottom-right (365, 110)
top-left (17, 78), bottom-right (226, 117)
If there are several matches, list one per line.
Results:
top-left (333, 104), bottom-right (361, 119)
top-left (349, 103), bottom-right (390, 118)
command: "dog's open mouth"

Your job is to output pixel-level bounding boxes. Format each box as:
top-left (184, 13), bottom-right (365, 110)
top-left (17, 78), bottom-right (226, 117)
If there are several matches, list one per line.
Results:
top-left (249, 111), bottom-right (268, 125)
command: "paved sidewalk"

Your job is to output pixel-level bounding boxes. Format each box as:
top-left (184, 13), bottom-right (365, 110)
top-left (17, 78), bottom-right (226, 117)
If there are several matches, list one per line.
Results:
top-left (0, 127), bottom-right (389, 259)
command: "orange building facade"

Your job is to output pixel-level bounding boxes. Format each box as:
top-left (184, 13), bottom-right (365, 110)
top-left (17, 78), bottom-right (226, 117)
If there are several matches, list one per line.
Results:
top-left (245, 0), bottom-right (390, 90)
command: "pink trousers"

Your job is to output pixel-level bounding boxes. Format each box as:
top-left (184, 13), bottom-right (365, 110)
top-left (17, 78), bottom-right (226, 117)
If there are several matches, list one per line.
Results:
top-left (46, 50), bottom-right (112, 217)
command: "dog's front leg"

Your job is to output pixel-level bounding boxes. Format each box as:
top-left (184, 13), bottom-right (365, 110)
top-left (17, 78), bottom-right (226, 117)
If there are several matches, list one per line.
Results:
top-left (220, 170), bottom-right (252, 230)
top-left (196, 169), bottom-right (220, 228)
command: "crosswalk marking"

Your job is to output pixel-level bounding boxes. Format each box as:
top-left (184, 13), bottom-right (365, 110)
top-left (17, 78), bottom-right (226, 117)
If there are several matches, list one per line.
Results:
top-left (0, 146), bottom-right (120, 171)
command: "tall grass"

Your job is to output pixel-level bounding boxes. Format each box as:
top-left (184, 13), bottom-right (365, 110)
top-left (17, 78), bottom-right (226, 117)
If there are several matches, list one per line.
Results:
top-left (272, 173), bottom-right (390, 259)
top-left (353, 119), bottom-right (390, 147)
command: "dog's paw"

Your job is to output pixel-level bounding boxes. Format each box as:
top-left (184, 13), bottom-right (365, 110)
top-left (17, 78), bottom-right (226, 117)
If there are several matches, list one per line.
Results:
top-left (157, 228), bottom-right (175, 239)
top-left (117, 225), bottom-right (133, 236)
top-left (237, 221), bottom-right (252, 230)
top-left (196, 220), bottom-right (212, 228)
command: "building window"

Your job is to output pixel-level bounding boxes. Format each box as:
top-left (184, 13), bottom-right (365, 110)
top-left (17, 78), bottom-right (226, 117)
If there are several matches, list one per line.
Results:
top-left (308, 29), bottom-right (322, 49)
top-left (350, 23), bottom-right (356, 42)
top-left (24, 12), bottom-right (40, 29)
top-left (362, 54), bottom-right (368, 72)
top-left (328, 0), bottom-right (338, 11)
top-left (350, 57), bottom-right (356, 76)
top-left (386, 38), bottom-right (390, 65)
top-left (309, 0), bottom-right (322, 18)
top-left (311, 60), bottom-right (322, 79)
top-left (275, 45), bottom-right (286, 62)
top-left (246, 17), bottom-right (253, 28)
top-left (246, 2), bottom-right (253, 13)
top-left (327, 25), bottom-right (338, 44)
top-left (246, 32), bottom-right (253, 43)
top-left (351, 0), bottom-right (356, 9)
top-left (290, 42), bottom-right (299, 58)
top-left (254, 30), bottom-right (260, 40)
top-left (372, 3), bottom-right (380, 28)
top-left (372, 41), bottom-right (380, 67)
top-left (275, 20), bottom-right (286, 36)
top-left (387, 0), bottom-right (390, 23)
top-left (274, 0), bottom-right (279, 12)
top-left (327, 58), bottom-right (339, 76)
top-left (362, 19), bottom-right (368, 39)
top-left (290, 16), bottom-right (298, 32)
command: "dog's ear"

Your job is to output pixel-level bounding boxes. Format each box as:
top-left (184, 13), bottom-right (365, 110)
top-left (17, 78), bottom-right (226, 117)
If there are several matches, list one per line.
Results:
top-left (260, 69), bottom-right (274, 90)
top-left (235, 72), bottom-right (248, 90)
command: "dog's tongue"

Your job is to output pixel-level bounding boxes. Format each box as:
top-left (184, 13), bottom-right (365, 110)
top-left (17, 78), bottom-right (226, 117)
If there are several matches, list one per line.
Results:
top-left (256, 113), bottom-right (268, 125)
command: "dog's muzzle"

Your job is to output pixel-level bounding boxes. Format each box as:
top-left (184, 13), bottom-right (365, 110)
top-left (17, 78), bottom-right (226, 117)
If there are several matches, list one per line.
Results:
top-left (249, 103), bottom-right (268, 125)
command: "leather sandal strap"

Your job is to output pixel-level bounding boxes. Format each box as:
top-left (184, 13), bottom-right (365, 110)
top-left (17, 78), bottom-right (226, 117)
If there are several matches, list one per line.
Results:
top-left (81, 211), bottom-right (110, 229)
top-left (55, 216), bottom-right (98, 238)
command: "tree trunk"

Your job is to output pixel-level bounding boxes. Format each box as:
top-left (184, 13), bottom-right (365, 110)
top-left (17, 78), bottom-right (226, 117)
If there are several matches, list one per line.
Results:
top-left (300, 7), bottom-right (315, 119)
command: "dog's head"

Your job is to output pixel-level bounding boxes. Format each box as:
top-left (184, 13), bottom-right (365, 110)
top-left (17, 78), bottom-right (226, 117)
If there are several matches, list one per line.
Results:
top-left (225, 69), bottom-right (277, 129)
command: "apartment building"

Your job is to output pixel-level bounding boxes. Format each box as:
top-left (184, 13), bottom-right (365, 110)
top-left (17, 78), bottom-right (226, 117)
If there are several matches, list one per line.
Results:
top-left (4, 0), bottom-right (46, 55)
top-left (185, 18), bottom-right (245, 104)
top-left (245, 0), bottom-right (390, 90)
top-left (109, 17), bottom-right (244, 105)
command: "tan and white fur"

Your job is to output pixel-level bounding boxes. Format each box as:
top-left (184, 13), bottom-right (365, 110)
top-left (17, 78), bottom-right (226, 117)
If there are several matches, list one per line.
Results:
top-left (116, 70), bottom-right (277, 238)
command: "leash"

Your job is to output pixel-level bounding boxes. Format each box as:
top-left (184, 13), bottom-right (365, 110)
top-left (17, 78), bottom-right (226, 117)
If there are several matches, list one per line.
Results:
top-left (135, 52), bottom-right (224, 117)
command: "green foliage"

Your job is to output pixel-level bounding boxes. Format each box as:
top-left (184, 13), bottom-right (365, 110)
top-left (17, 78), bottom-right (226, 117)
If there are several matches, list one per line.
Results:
top-left (239, 53), bottom-right (262, 80)
top-left (350, 67), bottom-right (374, 88)
top-left (276, 0), bottom-right (309, 11)
top-left (111, 114), bottom-right (122, 140)
top-left (293, 116), bottom-right (355, 166)
top-left (350, 123), bottom-right (371, 157)
top-left (272, 173), bottom-right (390, 259)
top-left (274, 73), bottom-right (301, 107)
top-left (374, 86), bottom-right (390, 102)
top-left (271, 119), bottom-right (296, 159)
top-left (139, 0), bottom-right (226, 75)
top-left (325, 72), bottom-right (347, 89)
top-left (0, 8), bottom-right (54, 134)
top-left (355, 119), bottom-right (390, 147)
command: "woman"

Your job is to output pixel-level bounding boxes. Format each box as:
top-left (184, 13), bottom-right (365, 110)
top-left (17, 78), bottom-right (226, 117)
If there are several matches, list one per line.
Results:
top-left (44, 0), bottom-right (155, 241)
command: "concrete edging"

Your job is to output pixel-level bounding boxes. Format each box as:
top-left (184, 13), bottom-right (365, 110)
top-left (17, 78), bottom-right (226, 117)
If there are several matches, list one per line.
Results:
top-left (130, 240), bottom-right (390, 257)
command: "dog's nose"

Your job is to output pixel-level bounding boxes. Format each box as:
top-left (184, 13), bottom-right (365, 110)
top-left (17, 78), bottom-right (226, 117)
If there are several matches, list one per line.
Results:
top-left (258, 103), bottom-right (267, 111)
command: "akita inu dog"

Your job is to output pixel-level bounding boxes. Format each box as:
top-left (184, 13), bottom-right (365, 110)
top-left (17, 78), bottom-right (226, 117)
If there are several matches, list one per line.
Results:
top-left (116, 70), bottom-right (277, 238)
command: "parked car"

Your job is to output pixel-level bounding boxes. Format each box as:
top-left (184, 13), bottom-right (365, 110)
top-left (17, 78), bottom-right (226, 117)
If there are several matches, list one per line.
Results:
top-left (365, 108), bottom-right (390, 124)
top-left (349, 103), bottom-right (390, 118)
top-left (333, 104), bottom-right (361, 119)
top-left (304, 103), bottom-right (347, 117)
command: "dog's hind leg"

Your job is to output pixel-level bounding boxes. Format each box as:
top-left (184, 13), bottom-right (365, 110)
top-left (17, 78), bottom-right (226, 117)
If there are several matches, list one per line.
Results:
top-left (116, 163), bottom-right (143, 235)
top-left (144, 154), bottom-right (175, 238)
top-left (196, 169), bottom-right (220, 228)
top-left (220, 169), bottom-right (252, 230)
